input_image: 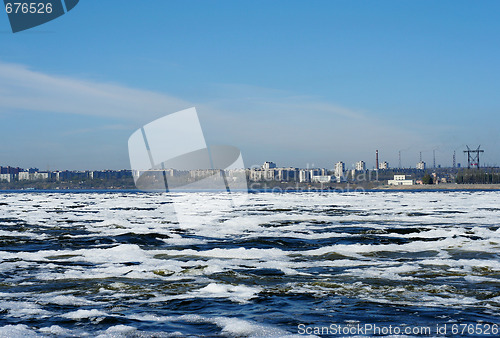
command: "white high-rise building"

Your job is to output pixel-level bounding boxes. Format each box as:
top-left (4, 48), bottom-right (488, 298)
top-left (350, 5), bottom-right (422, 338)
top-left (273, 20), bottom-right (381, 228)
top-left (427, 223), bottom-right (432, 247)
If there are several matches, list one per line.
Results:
top-left (334, 161), bottom-right (345, 178)
top-left (416, 161), bottom-right (426, 170)
top-left (379, 161), bottom-right (389, 170)
top-left (262, 161), bottom-right (276, 169)
top-left (355, 161), bottom-right (366, 171)
top-left (299, 170), bottom-right (310, 183)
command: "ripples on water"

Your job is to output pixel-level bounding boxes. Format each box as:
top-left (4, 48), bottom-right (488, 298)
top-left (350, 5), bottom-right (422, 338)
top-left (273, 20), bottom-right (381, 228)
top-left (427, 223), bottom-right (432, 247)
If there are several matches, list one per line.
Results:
top-left (0, 191), bottom-right (499, 337)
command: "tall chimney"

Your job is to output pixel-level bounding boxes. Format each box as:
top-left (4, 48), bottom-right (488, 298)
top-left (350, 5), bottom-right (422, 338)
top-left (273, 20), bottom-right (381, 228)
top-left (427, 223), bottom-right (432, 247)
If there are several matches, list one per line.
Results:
top-left (376, 150), bottom-right (379, 170)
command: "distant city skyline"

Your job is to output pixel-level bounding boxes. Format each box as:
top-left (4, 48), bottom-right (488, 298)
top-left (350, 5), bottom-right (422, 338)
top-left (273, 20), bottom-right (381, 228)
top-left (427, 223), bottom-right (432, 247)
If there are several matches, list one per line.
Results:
top-left (2, 1), bottom-right (500, 170)
top-left (0, 145), bottom-right (492, 171)
top-left (0, 146), bottom-right (487, 173)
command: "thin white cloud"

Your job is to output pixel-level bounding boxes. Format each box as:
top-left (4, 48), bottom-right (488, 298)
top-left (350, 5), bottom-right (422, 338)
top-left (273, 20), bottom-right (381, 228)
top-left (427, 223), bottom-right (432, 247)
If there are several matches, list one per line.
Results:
top-left (60, 124), bottom-right (131, 136)
top-left (0, 62), bottom-right (190, 123)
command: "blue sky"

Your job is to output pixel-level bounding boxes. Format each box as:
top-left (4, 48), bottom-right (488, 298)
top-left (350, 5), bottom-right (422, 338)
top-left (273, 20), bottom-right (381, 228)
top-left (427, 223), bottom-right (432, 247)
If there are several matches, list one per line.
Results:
top-left (1, 0), bottom-right (500, 170)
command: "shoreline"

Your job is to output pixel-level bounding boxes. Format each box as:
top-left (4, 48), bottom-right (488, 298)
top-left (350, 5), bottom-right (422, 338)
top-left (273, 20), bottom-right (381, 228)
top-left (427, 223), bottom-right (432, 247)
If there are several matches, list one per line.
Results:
top-left (373, 183), bottom-right (500, 191)
top-left (1, 183), bottom-right (500, 193)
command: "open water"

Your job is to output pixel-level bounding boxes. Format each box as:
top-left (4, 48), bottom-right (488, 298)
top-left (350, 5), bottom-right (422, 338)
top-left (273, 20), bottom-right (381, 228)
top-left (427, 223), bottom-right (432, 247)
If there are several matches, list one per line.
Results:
top-left (0, 191), bottom-right (499, 337)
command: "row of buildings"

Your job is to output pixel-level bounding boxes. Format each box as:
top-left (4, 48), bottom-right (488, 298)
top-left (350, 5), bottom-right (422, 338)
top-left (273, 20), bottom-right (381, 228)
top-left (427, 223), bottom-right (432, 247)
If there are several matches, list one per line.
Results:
top-left (334, 160), bottom-right (427, 172)
top-left (248, 161), bottom-right (368, 183)
top-left (248, 162), bottom-right (332, 183)
top-left (0, 166), bottom-right (131, 183)
top-left (0, 159), bottom-right (445, 185)
top-left (248, 160), bottom-right (454, 185)
top-left (133, 162), bottom-right (361, 184)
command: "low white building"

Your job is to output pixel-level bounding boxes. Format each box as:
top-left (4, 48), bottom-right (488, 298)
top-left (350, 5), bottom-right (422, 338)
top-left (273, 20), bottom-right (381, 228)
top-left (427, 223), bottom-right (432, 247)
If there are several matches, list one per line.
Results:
top-left (276, 168), bottom-right (298, 182)
top-left (248, 169), bottom-right (262, 181)
top-left (18, 172), bottom-right (30, 180)
top-left (190, 169), bottom-right (223, 180)
top-left (388, 174), bottom-right (414, 186)
top-left (0, 174), bottom-right (13, 182)
top-left (263, 169), bottom-right (276, 180)
top-left (298, 169), bottom-right (329, 183)
top-left (18, 172), bottom-right (50, 181)
top-left (311, 175), bottom-right (332, 183)
top-left (32, 172), bottom-right (49, 180)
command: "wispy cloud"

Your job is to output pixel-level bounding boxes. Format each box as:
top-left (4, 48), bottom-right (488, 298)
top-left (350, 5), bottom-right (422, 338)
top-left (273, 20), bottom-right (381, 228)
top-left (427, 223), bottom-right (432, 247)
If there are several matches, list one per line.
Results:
top-left (0, 62), bottom-right (190, 123)
top-left (60, 124), bottom-right (131, 136)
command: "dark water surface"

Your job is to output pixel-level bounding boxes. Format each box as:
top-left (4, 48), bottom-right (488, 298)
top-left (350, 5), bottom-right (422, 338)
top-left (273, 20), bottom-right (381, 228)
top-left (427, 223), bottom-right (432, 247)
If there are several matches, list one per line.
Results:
top-left (0, 191), bottom-right (499, 337)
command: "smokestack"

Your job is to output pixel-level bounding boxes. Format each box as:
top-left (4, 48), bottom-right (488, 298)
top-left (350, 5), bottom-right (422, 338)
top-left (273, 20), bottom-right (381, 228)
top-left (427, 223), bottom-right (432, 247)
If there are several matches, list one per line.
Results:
top-left (376, 150), bottom-right (379, 170)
